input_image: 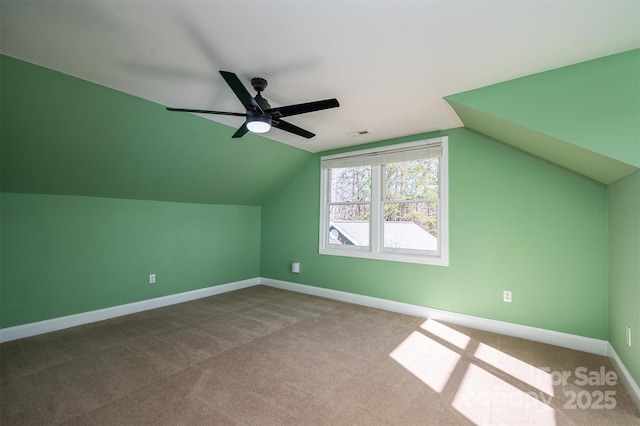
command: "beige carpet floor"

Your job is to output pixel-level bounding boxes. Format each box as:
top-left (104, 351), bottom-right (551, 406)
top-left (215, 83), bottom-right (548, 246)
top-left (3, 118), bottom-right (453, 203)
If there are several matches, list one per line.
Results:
top-left (1, 285), bottom-right (638, 425)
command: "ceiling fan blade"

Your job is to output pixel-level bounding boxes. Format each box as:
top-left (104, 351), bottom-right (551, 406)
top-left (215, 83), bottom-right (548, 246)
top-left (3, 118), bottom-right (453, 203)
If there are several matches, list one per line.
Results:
top-left (266, 98), bottom-right (339, 118)
top-left (219, 71), bottom-right (262, 112)
top-left (232, 122), bottom-right (249, 138)
top-left (166, 107), bottom-right (246, 117)
top-left (272, 119), bottom-right (315, 139)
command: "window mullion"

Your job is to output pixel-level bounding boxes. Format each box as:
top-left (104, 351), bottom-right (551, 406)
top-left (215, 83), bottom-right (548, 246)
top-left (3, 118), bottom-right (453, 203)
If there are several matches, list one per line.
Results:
top-left (370, 165), bottom-right (382, 253)
top-left (321, 169), bottom-right (330, 249)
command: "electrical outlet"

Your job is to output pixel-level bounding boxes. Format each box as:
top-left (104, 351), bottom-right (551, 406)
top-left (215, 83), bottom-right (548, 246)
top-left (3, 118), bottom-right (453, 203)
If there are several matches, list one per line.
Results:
top-left (627, 326), bottom-right (632, 347)
top-left (149, 274), bottom-right (156, 284)
top-left (503, 290), bottom-right (512, 303)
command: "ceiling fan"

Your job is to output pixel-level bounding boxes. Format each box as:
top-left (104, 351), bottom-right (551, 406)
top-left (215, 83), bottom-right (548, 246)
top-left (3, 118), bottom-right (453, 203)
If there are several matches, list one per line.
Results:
top-left (166, 71), bottom-right (339, 139)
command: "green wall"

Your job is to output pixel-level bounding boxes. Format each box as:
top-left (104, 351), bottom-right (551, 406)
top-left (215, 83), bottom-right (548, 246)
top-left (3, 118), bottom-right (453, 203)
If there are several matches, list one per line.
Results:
top-left (261, 128), bottom-right (610, 339)
top-left (0, 55), bottom-right (291, 329)
top-left (0, 55), bottom-right (312, 205)
top-left (608, 171), bottom-right (640, 385)
top-left (0, 193), bottom-right (261, 327)
top-left (446, 49), bottom-right (640, 169)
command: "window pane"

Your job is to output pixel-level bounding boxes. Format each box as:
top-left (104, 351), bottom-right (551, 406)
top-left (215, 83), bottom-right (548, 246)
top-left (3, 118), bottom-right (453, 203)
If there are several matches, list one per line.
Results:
top-left (329, 204), bottom-right (370, 246)
top-left (383, 202), bottom-right (438, 251)
top-left (330, 166), bottom-right (371, 202)
top-left (385, 159), bottom-right (438, 201)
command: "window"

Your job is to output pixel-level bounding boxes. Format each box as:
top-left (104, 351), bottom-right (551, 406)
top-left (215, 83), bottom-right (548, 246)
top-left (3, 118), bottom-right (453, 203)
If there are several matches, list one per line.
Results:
top-left (319, 137), bottom-right (448, 266)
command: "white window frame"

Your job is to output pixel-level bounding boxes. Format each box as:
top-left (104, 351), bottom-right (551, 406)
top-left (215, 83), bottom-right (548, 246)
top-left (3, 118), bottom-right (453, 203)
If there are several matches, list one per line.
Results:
top-left (319, 137), bottom-right (449, 266)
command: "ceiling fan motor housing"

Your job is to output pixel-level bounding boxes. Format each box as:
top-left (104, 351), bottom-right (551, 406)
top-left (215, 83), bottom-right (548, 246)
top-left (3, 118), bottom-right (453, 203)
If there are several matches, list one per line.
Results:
top-left (251, 78), bottom-right (271, 110)
top-left (254, 93), bottom-right (272, 111)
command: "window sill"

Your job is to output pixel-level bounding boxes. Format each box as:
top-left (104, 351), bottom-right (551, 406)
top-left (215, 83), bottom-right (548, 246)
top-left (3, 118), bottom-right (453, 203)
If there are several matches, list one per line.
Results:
top-left (319, 247), bottom-right (449, 266)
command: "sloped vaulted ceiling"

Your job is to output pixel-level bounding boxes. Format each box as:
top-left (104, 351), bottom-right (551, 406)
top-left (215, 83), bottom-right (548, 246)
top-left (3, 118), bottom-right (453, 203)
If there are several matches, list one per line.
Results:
top-left (445, 50), bottom-right (640, 184)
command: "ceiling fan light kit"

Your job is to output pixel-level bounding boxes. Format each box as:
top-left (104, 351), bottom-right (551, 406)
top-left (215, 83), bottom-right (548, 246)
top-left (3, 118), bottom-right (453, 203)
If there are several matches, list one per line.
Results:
top-left (167, 71), bottom-right (339, 139)
top-left (246, 113), bottom-right (272, 133)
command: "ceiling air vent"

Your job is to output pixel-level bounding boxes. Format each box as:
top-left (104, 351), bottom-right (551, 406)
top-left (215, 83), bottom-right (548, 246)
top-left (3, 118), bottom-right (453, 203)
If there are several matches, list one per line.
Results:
top-left (347, 130), bottom-right (369, 137)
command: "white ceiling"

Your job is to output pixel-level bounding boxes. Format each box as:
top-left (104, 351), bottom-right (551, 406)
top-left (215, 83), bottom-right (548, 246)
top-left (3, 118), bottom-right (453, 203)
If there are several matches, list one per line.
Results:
top-left (1, 0), bottom-right (638, 153)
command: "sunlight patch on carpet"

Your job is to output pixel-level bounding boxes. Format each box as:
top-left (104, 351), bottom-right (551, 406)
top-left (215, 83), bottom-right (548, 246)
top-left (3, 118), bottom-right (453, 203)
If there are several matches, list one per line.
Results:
top-left (452, 364), bottom-right (556, 425)
top-left (390, 331), bottom-right (460, 393)
top-left (420, 319), bottom-right (470, 350)
top-left (474, 342), bottom-right (554, 396)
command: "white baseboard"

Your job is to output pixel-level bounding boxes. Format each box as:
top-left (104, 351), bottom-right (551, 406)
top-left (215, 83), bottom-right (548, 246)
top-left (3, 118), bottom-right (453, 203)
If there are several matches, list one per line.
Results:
top-left (608, 343), bottom-right (640, 414)
top-left (3, 275), bottom-right (637, 412)
top-left (260, 277), bottom-right (610, 356)
top-left (0, 277), bottom-right (260, 343)
top-left (1, 276), bottom-right (611, 357)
